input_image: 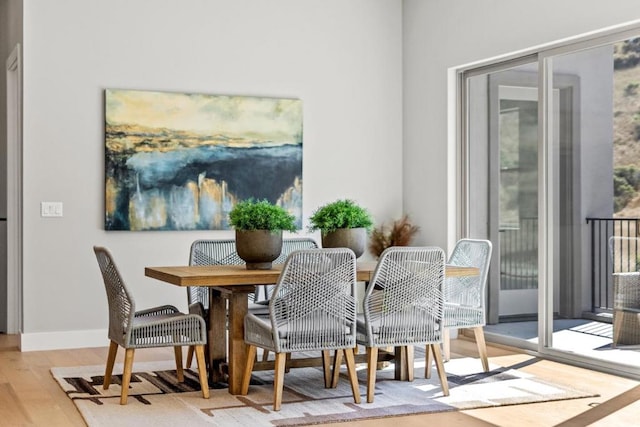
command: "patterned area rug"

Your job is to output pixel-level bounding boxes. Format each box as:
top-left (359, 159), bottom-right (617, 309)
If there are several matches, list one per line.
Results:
top-left (51, 355), bottom-right (596, 426)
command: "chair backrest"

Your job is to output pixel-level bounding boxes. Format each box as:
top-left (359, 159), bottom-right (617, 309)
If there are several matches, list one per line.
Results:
top-left (609, 236), bottom-right (640, 273)
top-left (267, 248), bottom-right (356, 353)
top-left (277, 237), bottom-right (320, 263)
top-left (361, 246), bottom-right (446, 347)
top-left (189, 238), bottom-right (243, 266)
top-left (93, 246), bottom-right (135, 346)
top-left (188, 237), bottom-right (319, 307)
top-left (188, 239), bottom-right (243, 308)
top-left (445, 239), bottom-right (492, 312)
top-left (261, 237), bottom-right (319, 301)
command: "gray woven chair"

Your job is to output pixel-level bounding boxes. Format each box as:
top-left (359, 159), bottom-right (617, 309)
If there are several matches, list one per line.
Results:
top-left (187, 238), bottom-right (242, 318)
top-left (93, 246), bottom-right (209, 405)
top-left (356, 246), bottom-right (449, 403)
top-left (185, 237), bottom-right (319, 367)
top-left (440, 239), bottom-right (492, 372)
top-left (608, 236), bottom-right (640, 347)
top-left (257, 237), bottom-right (320, 304)
top-left (240, 248), bottom-right (361, 411)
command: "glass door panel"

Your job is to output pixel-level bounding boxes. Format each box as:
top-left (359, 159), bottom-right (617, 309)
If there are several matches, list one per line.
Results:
top-left (467, 62), bottom-right (540, 341)
top-left (548, 41), bottom-right (640, 368)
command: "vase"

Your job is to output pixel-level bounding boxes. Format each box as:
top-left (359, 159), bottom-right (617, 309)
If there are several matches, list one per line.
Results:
top-left (235, 230), bottom-right (283, 270)
top-left (321, 227), bottom-right (366, 258)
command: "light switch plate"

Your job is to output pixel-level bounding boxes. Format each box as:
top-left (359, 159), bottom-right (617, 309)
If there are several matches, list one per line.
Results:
top-left (41, 201), bottom-right (63, 217)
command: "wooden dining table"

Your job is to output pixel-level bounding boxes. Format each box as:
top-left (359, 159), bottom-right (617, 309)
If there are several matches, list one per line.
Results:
top-left (145, 261), bottom-right (479, 395)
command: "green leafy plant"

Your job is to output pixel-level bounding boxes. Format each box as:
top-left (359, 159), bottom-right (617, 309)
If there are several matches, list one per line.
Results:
top-left (308, 199), bottom-right (373, 235)
top-left (229, 199), bottom-right (296, 232)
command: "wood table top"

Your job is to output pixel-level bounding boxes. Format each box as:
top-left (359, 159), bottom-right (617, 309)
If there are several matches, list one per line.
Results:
top-left (145, 262), bottom-right (479, 287)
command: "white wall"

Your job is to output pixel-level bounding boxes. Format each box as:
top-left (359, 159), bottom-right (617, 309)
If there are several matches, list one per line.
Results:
top-left (19, 0), bottom-right (640, 351)
top-left (19, 0), bottom-right (403, 349)
top-left (404, 0), bottom-right (640, 251)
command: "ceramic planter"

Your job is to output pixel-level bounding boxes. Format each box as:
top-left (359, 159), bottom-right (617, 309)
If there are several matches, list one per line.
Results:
top-left (235, 229), bottom-right (283, 270)
top-left (321, 227), bottom-right (366, 258)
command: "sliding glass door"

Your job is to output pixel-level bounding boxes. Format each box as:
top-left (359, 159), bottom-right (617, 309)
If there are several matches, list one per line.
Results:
top-left (460, 26), bottom-right (640, 375)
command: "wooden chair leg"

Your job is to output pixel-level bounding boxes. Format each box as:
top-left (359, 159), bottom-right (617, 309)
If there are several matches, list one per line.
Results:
top-left (425, 343), bottom-right (433, 379)
top-left (366, 347), bottom-right (378, 403)
top-left (273, 352), bottom-right (287, 411)
top-left (321, 350), bottom-right (332, 388)
top-left (405, 345), bottom-right (414, 382)
top-left (429, 344), bottom-right (449, 396)
top-left (261, 349), bottom-right (270, 362)
top-left (186, 345), bottom-right (194, 368)
top-left (194, 345), bottom-right (210, 399)
top-left (330, 349), bottom-right (343, 388)
top-left (240, 345), bottom-right (257, 395)
top-left (473, 326), bottom-right (489, 372)
top-left (120, 348), bottom-right (135, 405)
top-left (443, 328), bottom-right (451, 361)
top-left (174, 346), bottom-right (184, 382)
top-left (104, 340), bottom-right (118, 390)
top-left (343, 348), bottom-right (361, 404)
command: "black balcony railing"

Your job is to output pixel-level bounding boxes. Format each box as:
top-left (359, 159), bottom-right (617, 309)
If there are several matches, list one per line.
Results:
top-left (499, 217), bottom-right (538, 291)
top-left (586, 217), bottom-right (640, 312)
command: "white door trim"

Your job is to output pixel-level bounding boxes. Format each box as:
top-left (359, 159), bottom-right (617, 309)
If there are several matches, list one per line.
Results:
top-left (6, 43), bottom-right (23, 334)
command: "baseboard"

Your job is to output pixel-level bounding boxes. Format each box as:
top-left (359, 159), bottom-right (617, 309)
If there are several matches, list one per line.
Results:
top-left (20, 329), bottom-right (108, 351)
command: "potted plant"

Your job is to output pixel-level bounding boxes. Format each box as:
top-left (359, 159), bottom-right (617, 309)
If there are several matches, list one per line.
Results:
top-left (229, 199), bottom-right (297, 269)
top-left (308, 199), bottom-right (373, 258)
top-left (368, 214), bottom-right (420, 258)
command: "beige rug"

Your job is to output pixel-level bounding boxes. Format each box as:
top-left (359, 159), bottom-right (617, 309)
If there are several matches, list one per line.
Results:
top-left (51, 355), bottom-right (596, 426)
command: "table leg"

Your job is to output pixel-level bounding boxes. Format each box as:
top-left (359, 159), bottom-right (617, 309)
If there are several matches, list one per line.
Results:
top-left (394, 345), bottom-right (409, 381)
top-left (208, 289), bottom-right (227, 384)
top-left (227, 291), bottom-right (249, 394)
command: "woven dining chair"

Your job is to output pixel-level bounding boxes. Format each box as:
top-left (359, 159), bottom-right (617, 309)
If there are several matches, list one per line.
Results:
top-left (257, 237), bottom-right (320, 304)
top-left (608, 236), bottom-right (640, 347)
top-left (240, 248), bottom-right (361, 411)
top-left (93, 246), bottom-right (209, 405)
top-left (185, 237), bottom-right (319, 367)
top-left (355, 246), bottom-right (449, 403)
top-left (439, 238), bottom-right (492, 372)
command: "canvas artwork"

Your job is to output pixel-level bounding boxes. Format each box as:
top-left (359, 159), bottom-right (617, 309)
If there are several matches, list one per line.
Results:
top-left (104, 89), bottom-right (303, 231)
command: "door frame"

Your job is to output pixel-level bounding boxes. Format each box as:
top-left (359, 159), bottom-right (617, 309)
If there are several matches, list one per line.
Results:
top-left (6, 43), bottom-right (22, 334)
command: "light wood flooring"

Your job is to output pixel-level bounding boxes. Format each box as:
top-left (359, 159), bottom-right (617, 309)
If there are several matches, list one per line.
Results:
top-left (1, 334), bottom-right (639, 426)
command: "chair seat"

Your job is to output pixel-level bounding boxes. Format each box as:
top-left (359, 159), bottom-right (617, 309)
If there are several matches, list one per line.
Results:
top-left (248, 302), bottom-right (271, 316)
top-left (618, 307), bottom-right (640, 313)
top-left (129, 313), bottom-right (206, 348)
top-left (443, 303), bottom-right (484, 328)
top-left (356, 313), bottom-right (441, 345)
top-left (246, 312), bottom-right (352, 341)
top-left (132, 312), bottom-right (187, 325)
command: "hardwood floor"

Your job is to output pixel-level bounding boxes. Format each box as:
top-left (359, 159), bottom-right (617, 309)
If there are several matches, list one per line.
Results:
top-left (1, 333), bottom-right (638, 426)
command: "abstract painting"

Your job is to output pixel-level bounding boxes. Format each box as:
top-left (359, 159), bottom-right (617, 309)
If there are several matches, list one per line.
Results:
top-left (104, 89), bottom-right (303, 231)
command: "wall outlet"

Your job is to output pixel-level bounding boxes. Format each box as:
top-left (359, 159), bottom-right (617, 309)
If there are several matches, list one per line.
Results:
top-left (41, 202), bottom-right (63, 217)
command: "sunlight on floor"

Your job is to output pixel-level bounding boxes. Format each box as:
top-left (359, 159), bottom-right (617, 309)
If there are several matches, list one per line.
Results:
top-left (484, 319), bottom-right (640, 367)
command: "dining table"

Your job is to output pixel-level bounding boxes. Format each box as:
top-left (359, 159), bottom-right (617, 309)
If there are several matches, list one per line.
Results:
top-left (145, 261), bottom-right (479, 395)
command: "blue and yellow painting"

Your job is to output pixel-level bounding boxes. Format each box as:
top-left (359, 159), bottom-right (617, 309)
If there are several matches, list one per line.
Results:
top-left (104, 89), bottom-right (303, 231)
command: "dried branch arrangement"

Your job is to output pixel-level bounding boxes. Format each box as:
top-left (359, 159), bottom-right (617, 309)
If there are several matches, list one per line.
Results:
top-left (368, 214), bottom-right (420, 258)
